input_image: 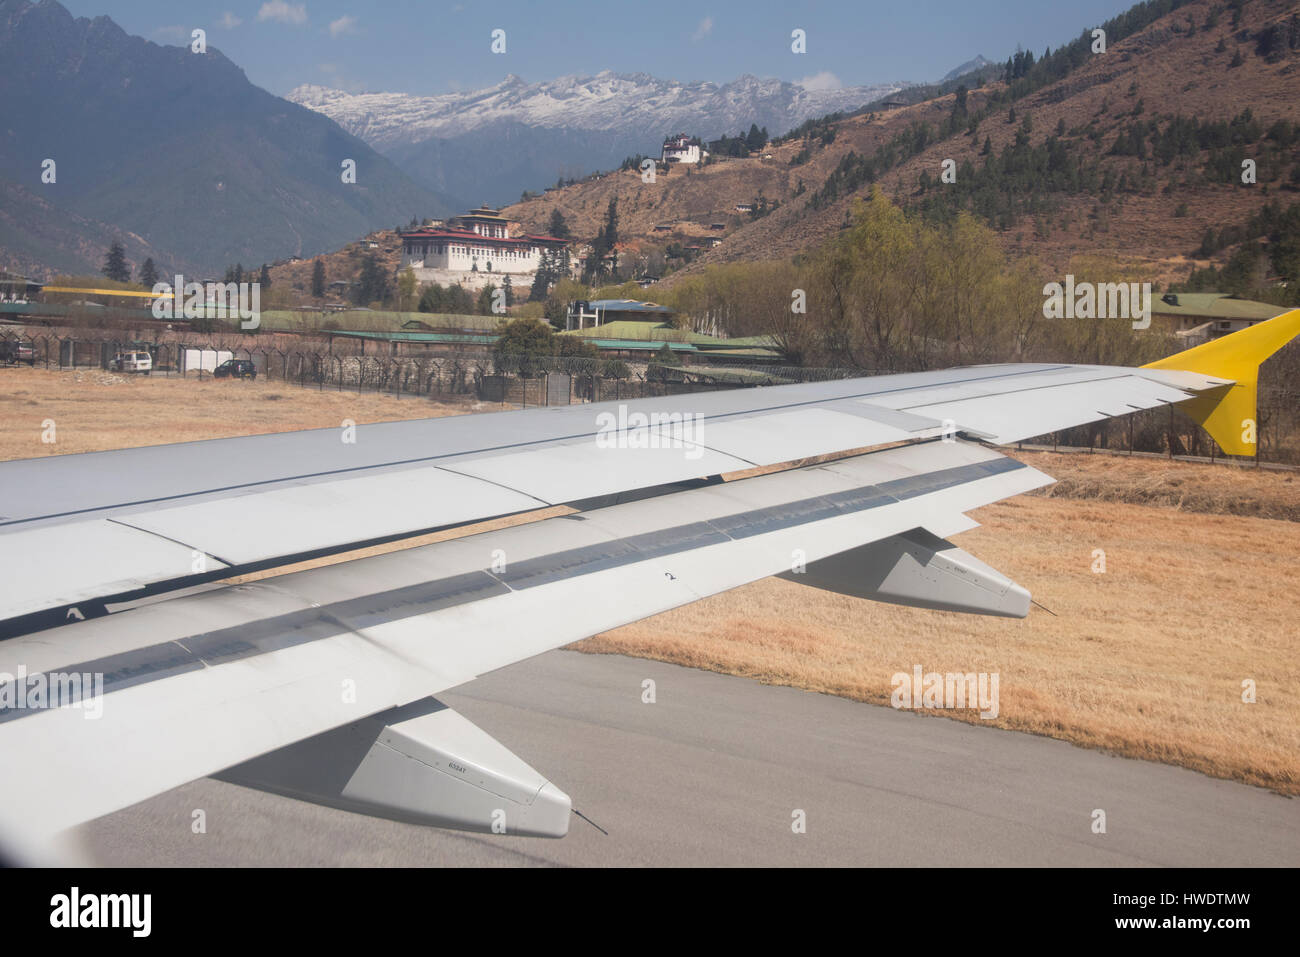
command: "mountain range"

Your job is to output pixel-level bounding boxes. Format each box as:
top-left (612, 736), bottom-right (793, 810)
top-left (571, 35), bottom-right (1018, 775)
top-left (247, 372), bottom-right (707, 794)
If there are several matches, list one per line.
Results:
top-left (480, 0), bottom-right (1299, 292)
top-left (0, 0), bottom-right (998, 281)
top-left (287, 72), bottom-right (912, 208)
top-left (0, 0), bottom-right (453, 279)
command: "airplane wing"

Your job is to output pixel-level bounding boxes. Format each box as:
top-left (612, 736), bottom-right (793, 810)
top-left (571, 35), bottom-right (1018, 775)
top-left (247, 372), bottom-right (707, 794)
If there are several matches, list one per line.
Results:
top-left (0, 309), bottom-right (1295, 843)
top-left (0, 363), bottom-right (1232, 628)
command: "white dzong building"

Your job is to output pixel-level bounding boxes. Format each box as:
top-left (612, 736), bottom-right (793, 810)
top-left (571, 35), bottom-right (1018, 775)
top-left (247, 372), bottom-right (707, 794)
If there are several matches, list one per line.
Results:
top-left (399, 206), bottom-right (570, 291)
top-left (661, 133), bottom-right (707, 165)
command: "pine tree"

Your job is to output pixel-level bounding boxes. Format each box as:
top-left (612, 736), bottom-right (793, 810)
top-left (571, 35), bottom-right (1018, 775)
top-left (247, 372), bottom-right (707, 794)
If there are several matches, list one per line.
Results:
top-left (311, 259), bottom-right (326, 298)
top-left (530, 250), bottom-right (553, 302)
top-left (355, 254), bottom-right (390, 305)
top-left (547, 209), bottom-right (571, 239)
top-left (603, 197), bottom-right (618, 248)
top-left (102, 241), bottom-right (130, 283)
top-left (599, 198), bottom-right (619, 277)
top-left (138, 257), bottom-right (159, 289)
top-left (584, 199), bottom-right (619, 282)
top-left (502, 273), bottom-right (514, 307)
top-left (259, 264), bottom-right (271, 289)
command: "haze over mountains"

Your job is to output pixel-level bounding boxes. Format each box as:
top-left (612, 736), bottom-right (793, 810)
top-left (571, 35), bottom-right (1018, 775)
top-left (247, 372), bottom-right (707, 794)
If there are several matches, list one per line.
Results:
top-left (0, 0), bottom-right (453, 278)
top-left (288, 72), bottom-right (910, 206)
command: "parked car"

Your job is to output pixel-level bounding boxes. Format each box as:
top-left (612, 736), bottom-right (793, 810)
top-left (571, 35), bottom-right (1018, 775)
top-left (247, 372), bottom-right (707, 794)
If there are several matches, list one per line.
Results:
top-left (214, 358), bottom-right (257, 379)
top-left (112, 351), bottom-right (153, 374)
top-left (0, 340), bottom-right (35, 365)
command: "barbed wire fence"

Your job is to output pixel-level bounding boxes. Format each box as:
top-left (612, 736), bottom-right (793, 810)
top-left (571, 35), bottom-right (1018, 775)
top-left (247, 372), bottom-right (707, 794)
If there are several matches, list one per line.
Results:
top-left (1, 329), bottom-right (1295, 464)
top-left (0, 330), bottom-right (862, 401)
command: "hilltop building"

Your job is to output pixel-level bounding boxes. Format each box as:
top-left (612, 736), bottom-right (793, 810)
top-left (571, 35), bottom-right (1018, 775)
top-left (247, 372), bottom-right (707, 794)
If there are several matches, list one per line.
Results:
top-left (399, 206), bottom-right (570, 291)
top-left (662, 133), bottom-right (708, 165)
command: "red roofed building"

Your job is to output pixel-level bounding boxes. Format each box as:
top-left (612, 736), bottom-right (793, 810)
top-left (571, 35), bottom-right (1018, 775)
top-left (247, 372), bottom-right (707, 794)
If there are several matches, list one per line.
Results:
top-left (399, 206), bottom-right (571, 289)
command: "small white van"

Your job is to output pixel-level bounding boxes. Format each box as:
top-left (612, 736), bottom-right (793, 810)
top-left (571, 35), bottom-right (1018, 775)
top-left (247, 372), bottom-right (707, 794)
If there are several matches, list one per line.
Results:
top-left (113, 351), bottom-right (153, 374)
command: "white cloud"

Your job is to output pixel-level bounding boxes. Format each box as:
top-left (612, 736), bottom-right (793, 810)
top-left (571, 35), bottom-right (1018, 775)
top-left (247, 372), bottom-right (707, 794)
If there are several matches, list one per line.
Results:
top-left (257, 1), bottom-right (307, 25)
top-left (691, 16), bottom-right (713, 42)
top-left (798, 71), bottom-right (842, 91)
top-left (329, 15), bottom-right (356, 37)
top-left (218, 11), bottom-right (242, 29)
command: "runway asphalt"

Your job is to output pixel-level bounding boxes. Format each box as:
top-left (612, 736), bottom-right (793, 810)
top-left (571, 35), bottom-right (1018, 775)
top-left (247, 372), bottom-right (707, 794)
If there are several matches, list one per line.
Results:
top-left (78, 650), bottom-right (1300, 866)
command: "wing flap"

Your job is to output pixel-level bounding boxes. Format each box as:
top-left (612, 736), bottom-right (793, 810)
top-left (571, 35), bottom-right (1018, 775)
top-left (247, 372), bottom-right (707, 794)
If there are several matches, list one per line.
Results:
top-left (0, 520), bottom-right (228, 621)
top-left (113, 464), bottom-right (545, 566)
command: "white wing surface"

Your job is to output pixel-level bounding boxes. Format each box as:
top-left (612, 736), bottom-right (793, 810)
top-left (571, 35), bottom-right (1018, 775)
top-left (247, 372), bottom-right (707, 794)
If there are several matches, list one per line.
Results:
top-left (0, 363), bottom-right (1226, 626)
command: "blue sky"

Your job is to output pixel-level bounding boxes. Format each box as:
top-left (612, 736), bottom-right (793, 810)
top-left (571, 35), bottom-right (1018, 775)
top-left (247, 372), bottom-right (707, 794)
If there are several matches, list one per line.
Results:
top-left (60, 0), bottom-right (1141, 96)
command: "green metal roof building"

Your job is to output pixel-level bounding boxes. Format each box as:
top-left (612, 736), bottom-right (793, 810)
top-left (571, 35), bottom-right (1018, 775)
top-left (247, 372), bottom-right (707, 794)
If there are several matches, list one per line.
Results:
top-left (1152, 293), bottom-right (1288, 342)
top-left (559, 320), bottom-right (782, 362)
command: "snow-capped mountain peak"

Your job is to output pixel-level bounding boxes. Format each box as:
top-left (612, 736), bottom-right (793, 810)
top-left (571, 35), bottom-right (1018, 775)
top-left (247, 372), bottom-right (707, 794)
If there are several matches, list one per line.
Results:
top-left (286, 71), bottom-right (910, 150)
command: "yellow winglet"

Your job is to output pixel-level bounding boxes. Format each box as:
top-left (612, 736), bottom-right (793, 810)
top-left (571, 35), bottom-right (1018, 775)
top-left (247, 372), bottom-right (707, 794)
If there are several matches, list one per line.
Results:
top-left (1142, 308), bottom-right (1300, 455)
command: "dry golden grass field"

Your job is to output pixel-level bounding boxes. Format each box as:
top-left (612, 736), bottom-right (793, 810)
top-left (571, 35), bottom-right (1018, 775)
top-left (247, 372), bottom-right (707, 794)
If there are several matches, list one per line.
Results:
top-left (2, 368), bottom-right (1297, 795)
top-left (0, 367), bottom-right (470, 459)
